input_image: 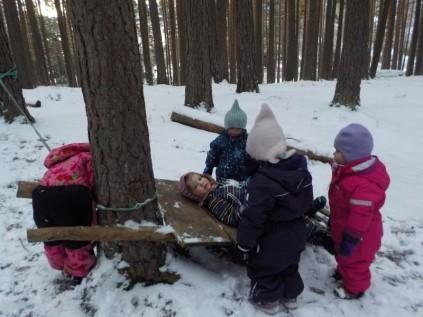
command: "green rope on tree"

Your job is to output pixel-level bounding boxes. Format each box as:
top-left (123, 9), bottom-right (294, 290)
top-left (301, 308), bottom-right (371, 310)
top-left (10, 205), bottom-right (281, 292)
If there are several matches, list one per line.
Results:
top-left (0, 66), bottom-right (17, 81)
top-left (96, 194), bottom-right (157, 212)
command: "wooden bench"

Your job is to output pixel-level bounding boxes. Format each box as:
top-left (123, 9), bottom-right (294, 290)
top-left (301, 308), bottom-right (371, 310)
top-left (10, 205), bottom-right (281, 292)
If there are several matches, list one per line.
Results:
top-left (17, 180), bottom-right (236, 247)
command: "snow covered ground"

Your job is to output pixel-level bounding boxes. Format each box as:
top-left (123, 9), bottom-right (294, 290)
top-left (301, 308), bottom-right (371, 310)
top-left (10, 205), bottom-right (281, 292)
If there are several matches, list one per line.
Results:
top-left (0, 75), bottom-right (422, 316)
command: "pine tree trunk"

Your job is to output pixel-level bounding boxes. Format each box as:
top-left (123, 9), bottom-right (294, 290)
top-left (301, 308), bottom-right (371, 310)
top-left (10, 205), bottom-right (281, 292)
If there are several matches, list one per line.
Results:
top-left (168, 0), bottom-right (179, 85)
top-left (0, 14), bottom-right (34, 123)
top-left (36, 0), bottom-right (53, 83)
top-left (255, 0), bottom-right (263, 83)
top-left (369, 0), bottom-right (375, 60)
top-left (267, 0), bottom-right (275, 83)
top-left (236, 0), bottom-right (259, 92)
top-left (331, 0), bottom-right (369, 110)
top-left (68, 0), bottom-right (170, 283)
top-left (277, 0), bottom-right (283, 82)
top-left (303, 0), bottom-right (319, 80)
top-left (382, 0), bottom-right (397, 69)
top-left (3, 0), bottom-right (34, 88)
top-left (229, 0), bottom-right (237, 84)
top-left (25, 0), bottom-right (49, 85)
top-left (369, 0), bottom-right (390, 78)
top-left (176, 0), bottom-right (186, 85)
top-left (320, 0), bottom-right (336, 79)
top-left (300, 0), bottom-right (308, 80)
top-left (184, 0), bottom-right (213, 110)
top-left (149, 0), bottom-right (169, 84)
top-left (391, 0), bottom-right (403, 69)
top-left (206, 0), bottom-right (218, 83)
top-left (398, 0), bottom-right (409, 69)
top-left (332, 0), bottom-right (344, 78)
top-left (402, 0), bottom-right (413, 69)
top-left (162, 0), bottom-right (172, 83)
top-left (215, 0), bottom-right (229, 83)
top-left (138, 0), bottom-right (154, 85)
top-left (54, 0), bottom-right (76, 86)
top-left (285, 0), bottom-right (298, 81)
top-left (406, 0), bottom-right (421, 75)
top-left (415, 0), bottom-right (423, 74)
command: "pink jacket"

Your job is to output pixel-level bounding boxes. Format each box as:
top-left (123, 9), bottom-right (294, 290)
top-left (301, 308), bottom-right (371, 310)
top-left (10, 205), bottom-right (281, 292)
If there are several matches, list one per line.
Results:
top-left (329, 156), bottom-right (390, 255)
top-left (40, 143), bottom-right (94, 191)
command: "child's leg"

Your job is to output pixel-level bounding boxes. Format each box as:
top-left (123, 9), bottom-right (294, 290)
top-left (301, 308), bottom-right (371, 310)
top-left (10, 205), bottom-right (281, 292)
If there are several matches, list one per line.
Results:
top-left (337, 258), bottom-right (372, 294)
top-left (64, 243), bottom-right (96, 278)
top-left (44, 242), bottom-right (65, 270)
top-left (281, 263), bottom-right (304, 300)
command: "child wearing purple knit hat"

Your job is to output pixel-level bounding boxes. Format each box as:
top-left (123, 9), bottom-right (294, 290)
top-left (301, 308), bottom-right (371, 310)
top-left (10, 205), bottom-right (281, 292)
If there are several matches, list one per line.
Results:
top-left (329, 123), bottom-right (390, 299)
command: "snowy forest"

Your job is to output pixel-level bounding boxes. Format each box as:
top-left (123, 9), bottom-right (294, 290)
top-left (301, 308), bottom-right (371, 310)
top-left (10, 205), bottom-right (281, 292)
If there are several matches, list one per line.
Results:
top-left (0, 0), bottom-right (423, 316)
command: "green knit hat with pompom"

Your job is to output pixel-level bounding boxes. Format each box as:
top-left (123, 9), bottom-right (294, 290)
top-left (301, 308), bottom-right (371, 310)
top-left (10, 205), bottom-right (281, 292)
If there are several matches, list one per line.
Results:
top-left (224, 99), bottom-right (247, 129)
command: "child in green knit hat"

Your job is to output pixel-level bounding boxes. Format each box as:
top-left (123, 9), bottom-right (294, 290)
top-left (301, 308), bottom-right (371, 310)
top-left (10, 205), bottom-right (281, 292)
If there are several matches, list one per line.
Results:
top-left (203, 99), bottom-right (257, 182)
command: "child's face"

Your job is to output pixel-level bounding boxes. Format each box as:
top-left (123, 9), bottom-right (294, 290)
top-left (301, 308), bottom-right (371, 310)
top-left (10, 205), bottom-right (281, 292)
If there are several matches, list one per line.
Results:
top-left (188, 174), bottom-right (213, 197)
top-left (333, 149), bottom-right (346, 164)
top-left (227, 128), bottom-right (243, 137)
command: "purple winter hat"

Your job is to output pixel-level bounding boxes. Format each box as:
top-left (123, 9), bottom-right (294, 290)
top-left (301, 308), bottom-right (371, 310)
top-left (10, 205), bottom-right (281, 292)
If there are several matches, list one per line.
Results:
top-left (334, 123), bottom-right (374, 162)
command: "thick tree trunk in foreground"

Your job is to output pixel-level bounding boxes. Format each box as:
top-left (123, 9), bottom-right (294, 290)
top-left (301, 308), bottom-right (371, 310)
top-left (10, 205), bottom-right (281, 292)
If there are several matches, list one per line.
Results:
top-left (68, 0), bottom-right (168, 283)
top-left (331, 0), bottom-right (369, 110)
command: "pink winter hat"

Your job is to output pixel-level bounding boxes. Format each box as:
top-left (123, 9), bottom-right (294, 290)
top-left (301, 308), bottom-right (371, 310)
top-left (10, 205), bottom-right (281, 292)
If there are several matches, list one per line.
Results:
top-left (246, 104), bottom-right (295, 163)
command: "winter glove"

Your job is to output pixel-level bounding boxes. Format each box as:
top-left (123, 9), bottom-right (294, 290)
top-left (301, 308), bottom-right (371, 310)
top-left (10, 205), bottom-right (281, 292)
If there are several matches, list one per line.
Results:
top-left (338, 231), bottom-right (362, 257)
top-left (236, 243), bottom-right (260, 263)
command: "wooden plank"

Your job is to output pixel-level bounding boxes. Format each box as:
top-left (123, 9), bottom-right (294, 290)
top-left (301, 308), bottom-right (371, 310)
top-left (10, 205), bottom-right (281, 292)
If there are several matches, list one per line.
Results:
top-left (27, 226), bottom-right (175, 243)
top-left (156, 179), bottom-right (236, 246)
top-left (18, 180), bottom-right (236, 246)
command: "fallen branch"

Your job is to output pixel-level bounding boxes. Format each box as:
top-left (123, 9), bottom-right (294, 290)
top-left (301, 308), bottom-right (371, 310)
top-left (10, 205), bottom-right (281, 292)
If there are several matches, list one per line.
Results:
top-left (170, 111), bottom-right (331, 163)
top-left (27, 226), bottom-right (175, 243)
top-left (26, 100), bottom-right (41, 108)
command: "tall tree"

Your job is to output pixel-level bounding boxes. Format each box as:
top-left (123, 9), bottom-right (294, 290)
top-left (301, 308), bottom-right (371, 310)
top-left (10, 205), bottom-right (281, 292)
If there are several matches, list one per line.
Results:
top-left (331, 0), bottom-right (369, 110)
top-left (382, 0), bottom-right (397, 69)
top-left (276, 0), bottom-right (283, 82)
top-left (228, 0), bottom-right (237, 83)
top-left (36, 0), bottom-right (53, 81)
top-left (215, 0), bottom-right (229, 82)
top-left (161, 0), bottom-right (172, 82)
top-left (302, 0), bottom-right (320, 80)
top-left (236, 0), bottom-right (259, 92)
top-left (54, 0), bottom-right (76, 86)
top-left (391, 0), bottom-right (404, 69)
top-left (206, 0), bottom-right (218, 82)
top-left (267, 0), bottom-right (275, 83)
top-left (168, 0), bottom-right (179, 85)
top-left (415, 0), bottom-right (423, 74)
top-left (176, 0), bottom-right (186, 85)
top-left (369, 0), bottom-right (390, 78)
top-left (149, 0), bottom-right (169, 84)
top-left (254, 0), bottom-right (263, 83)
top-left (3, 0), bottom-right (34, 88)
top-left (138, 0), bottom-right (154, 85)
top-left (406, 0), bottom-right (421, 75)
top-left (0, 13), bottom-right (34, 123)
top-left (68, 0), bottom-right (172, 282)
top-left (332, 0), bottom-right (344, 78)
top-left (25, 0), bottom-right (49, 84)
top-left (285, 0), bottom-right (298, 81)
top-left (184, 0), bottom-right (213, 110)
top-left (320, 0), bottom-right (336, 79)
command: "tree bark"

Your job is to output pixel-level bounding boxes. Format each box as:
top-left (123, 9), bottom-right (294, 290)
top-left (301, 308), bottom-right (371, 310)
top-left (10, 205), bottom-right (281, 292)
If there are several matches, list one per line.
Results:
top-left (397, 0), bottom-right (409, 69)
top-left (168, 0), bottom-right (179, 85)
top-left (391, 0), bottom-right (403, 69)
top-left (25, 0), bottom-right (49, 85)
top-left (138, 0), bottom-right (154, 85)
top-left (382, 0), bottom-right (397, 69)
top-left (331, 0), bottom-right (369, 110)
top-left (149, 0), bottom-right (169, 84)
top-left (277, 0), bottom-right (283, 82)
top-left (228, 0), bottom-right (237, 83)
top-left (0, 13), bottom-right (34, 123)
top-left (184, 0), bottom-right (213, 110)
top-left (161, 0), bottom-right (172, 82)
top-left (3, 0), bottom-right (35, 88)
top-left (406, 0), bottom-right (421, 75)
top-left (236, 0), bottom-right (259, 92)
top-left (369, 0), bottom-right (390, 78)
top-left (267, 0), bottom-right (275, 83)
top-left (332, 0), bottom-right (344, 78)
top-left (254, 0), bottom-right (263, 83)
top-left (303, 0), bottom-right (320, 80)
top-left (176, 0), bottom-right (186, 85)
top-left (215, 0), bottom-right (229, 83)
top-left (54, 0), bottom-right (76, 86)
top-left (36, 0), bottom-right (53, 82)
top-left (320, 0), bottom-right (336, 79)
top-left (68, 0), bottom-right (168, 283)
top-left (206, 0), bottom-right (219, 83)
top-left (285, 0), bottom-right (298, 81)
top-left (415, 0), bottom-right (423, 74)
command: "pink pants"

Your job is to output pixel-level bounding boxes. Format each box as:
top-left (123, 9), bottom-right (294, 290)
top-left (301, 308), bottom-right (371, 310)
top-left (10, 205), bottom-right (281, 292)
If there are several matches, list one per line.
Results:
top-left (44, 244), bottom-right (96, 277)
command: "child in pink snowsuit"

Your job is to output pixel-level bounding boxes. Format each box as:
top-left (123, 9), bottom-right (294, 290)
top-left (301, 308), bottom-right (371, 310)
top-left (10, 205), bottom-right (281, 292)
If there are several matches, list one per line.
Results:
top-left (32, 143), bottom-right (96, 281)
top-left (329, 124), bottom-right (390, 299)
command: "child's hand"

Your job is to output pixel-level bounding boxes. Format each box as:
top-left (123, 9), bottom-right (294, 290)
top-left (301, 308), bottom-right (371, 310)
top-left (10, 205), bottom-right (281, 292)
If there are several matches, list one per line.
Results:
top-left (339, 231), bottom-right (362, 256)
top-left (236, 244), bottom-right (260, 263)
